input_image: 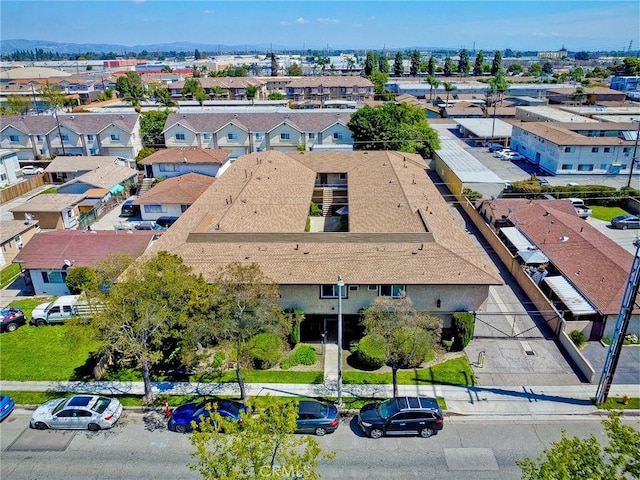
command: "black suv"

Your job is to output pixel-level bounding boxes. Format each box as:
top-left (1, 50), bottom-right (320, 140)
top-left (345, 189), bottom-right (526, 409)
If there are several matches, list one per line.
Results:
top-left (155, 216), bottom-right (179, 228)
top-left (120, 199), bottom-right (140, 217)
top-left (357, 396), bottom-right (444, 439)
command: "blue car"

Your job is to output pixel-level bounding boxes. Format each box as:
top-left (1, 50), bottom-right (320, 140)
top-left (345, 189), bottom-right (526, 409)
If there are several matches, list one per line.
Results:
top-left (0, 395), bottom-right (15, 421)
top-left (168, 398), bottom-right (247, 433)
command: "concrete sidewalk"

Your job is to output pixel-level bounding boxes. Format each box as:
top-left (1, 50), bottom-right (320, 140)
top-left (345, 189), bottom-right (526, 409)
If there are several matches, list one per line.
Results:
top-left (2, 380), bottom-right (638, 416)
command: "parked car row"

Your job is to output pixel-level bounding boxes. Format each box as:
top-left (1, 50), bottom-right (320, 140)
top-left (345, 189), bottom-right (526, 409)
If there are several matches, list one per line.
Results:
top-left (493, 149), bottom-right (525, 161)
top-left (115, 216), bottom-right (179, 231)
top-left (21, 394), bottom-right (442, 439)
top-left (611, 214), bottom-right (640, 229)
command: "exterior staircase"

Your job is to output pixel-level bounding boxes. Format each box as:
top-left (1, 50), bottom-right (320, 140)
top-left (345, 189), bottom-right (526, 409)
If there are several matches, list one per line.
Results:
top-left (136, 177), bottom-right (155, 196)
top-left (322, 188), bottom-right (333, 216)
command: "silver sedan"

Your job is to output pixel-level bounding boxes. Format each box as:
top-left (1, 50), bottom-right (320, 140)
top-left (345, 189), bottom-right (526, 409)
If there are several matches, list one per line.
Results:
top-left (30, 395), bottom-right (123, 431)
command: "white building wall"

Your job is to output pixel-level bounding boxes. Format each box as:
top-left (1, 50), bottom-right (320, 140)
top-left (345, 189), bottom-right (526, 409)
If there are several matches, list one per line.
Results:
top-left (151, 164), bottom-right (218, 179)
top-left (140, 203), bottom-right (184, 221)
top-left (268, 123), bottom-right (302, 150)
top-left (30, 269), bottom-right (71, 296)
top-left (164, 125), bottom-right (198, 148)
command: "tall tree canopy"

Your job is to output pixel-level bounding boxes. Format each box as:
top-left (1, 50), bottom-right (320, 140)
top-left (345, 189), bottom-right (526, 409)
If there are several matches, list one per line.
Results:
top-left (115, 71), bottom-right (146, 107)
top-left (140, 109), bottom-right (172, 149)
top-left (347, 102), bottom-right (440, 158)
top-left (393, 52), bottom-right (404, 77)
top-left (473, 51), bottom-right (485, 76)
top-left (458, 49), bottom-right (470, 76)
top-left (409, 50), bottom-right (421, 77)
top-left (491, 51), bottom-right (503, 75)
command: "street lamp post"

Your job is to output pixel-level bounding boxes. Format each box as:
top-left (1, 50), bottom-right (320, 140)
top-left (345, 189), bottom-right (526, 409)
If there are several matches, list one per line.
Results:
top-left (337, 275), bottom-right (344, 406)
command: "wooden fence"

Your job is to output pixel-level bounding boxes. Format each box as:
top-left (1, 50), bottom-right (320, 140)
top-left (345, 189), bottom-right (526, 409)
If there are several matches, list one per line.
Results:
top-left (0, 176), bottom-right (47, 204)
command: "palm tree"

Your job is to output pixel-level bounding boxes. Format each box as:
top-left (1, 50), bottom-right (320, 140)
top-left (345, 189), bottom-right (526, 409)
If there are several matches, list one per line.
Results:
top-left (427, 75), bottom-right (440, 102)
top-left (443, 81), bottom-right (456, 107)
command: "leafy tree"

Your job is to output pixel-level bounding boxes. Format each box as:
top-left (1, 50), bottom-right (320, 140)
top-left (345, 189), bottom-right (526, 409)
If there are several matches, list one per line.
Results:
top-left (611, 57), bottom-right (640, 76)
top-left (39, 82), bottom-right (66, 112)
top-left (364, 51), bottom-right (376, 77)
top-left (360, 297), bottom-right (442, 396)
top-left (5, 95), bottom-right (32, 115)
top-left (542, 61), bottom-right (554, 75)
top-left (368, 70), bottom-right (393, 100)
top-left (182, 78), bottom-right (201, 100)
top-left (149, 84), bottom-right (176, 107)
top-left (528, 63), bottom-right (543, 77)
top-left (90, 252), bottom-right (207, 403)
top-left (569, 86), bottom-right (587, 106)
top-left (570, 66), bottom-right (585, 83)
top-left (507, 63), bottom-right (523, 75)
top-left (517, 412), bottom-right (640, 480)
top-left (473, 51), bottom-right (485, 76)
top-left (245, 85), bottom-right (258, 104)
top-left (489, 71), bottom-right (509, 106)
top-left (211, 263), bottom-right (290, 400)
top-left (491, 51), bottom-right (503, 75)
top-left (210, 85), bottom-right (228, 100)
top-left (427, 56), bottom-right (437, 76)
top-left (345, 56), bottom-right (356, 72)
top-left (378, 53), bottom-right (389, 74)
top-left (189, 398), bottom-right (334, 480)
top-left (574, 51), bottom-right (590, 61)
top-left (194, 88), bottom-right (208, 106)
top-left (393, 52), bottom-right (404, 77)
top-left (140, 109), bottom-right (172, 148)
top-left (409, 50), bottom-right (421, 77)
top-left (286, 62), bottom-right (303, 76)
top-left (65, 266), bottom-right (100, 294)
top-left (194, 49), bottom-right (201, 60)
top-left (267, 92), bottom-right (286, 100)
top-left (115, 71), bottom-right (146, 107)
top-left (458, 49), bottom-right (470, 76)
top-left (347, 101), bottom-right (440, 158)
top-left (136, 147), bottom-right (156, 163)
top-left (443, 56), bottom-right (454, 76)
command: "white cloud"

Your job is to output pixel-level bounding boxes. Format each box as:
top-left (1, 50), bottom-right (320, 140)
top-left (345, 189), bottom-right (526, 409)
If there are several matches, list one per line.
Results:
top-left (317, 17), bottom-right (340, 25)
top-left (203, 9), bottom-right (214, 15)
top-left (295, 17), bottom-right (307, 25)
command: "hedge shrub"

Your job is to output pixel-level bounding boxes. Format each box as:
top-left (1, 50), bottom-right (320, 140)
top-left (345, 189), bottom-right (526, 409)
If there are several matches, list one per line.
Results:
top-left (292, 344), bottom-right (317, 365)
top-left (355, 334), bottom-right (387, 369)
top-left (451, 312), bottom-right (475, 351)
top-left (247, 333), bottom-right (284, 369)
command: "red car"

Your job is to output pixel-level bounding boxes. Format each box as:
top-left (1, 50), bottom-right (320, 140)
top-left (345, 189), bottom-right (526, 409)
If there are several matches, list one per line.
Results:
top-left (1, 307), bottom-right (26, 332)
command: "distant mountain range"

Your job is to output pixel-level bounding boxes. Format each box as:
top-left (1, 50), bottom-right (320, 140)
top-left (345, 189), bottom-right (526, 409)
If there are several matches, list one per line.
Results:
top-left (0, 39), bottom-right (297, 55)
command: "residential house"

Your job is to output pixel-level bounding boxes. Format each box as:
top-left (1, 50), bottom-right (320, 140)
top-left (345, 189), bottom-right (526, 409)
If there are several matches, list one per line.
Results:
top-left (54, 162), bottom-right (138, 196)
top-left (9, 193), bottom-right (85, 229)
top-left (162, 111), bottom-right (353, 156)
top-left (168, 77), bottom-right (267, 101)
top-left (0, 220), bottom-right (40, 268)
top-left (137, 147), bottom-right (232, 179)
top-left (133, 172), bottom-right (215, 221)
top-left (0, 113), bottom-right (142, 160)
top-left (478, 198), bottom-right (639, 339)
top-left (285, 76), bottom-right (374, 105)
top-left (13, 230), bottom-right (156, 296)
top-left (0, 149), bottom-right (21, 186)
top-left (545, 86), bottom-right (627, 105)
top-left (143, 150), bottom-right (503, 344)
top-left (509, 121), bottom-right (639, 176)
top-left (44, 155), bottom-right (136, 183)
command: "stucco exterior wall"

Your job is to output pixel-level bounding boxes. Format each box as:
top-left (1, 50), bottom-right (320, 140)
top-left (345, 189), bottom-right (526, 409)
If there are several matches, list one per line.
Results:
top-left (29, 268), bottom-right (71, 296)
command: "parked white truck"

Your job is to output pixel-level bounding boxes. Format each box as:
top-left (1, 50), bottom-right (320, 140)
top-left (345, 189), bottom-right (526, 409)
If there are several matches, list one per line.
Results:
top-left (30, 295), bottom-right (103, 326)
top-left (569, 198), bottom-right (593, 219)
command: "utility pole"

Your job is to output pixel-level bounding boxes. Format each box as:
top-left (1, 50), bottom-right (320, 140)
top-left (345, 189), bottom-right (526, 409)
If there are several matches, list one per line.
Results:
top-left (626, 119), bottom-right (639, 188)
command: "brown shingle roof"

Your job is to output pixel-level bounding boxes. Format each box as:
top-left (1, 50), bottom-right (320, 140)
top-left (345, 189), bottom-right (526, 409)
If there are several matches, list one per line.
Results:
top-left (146, 151), bottom-right (502, 286)
top-left (134, 173), bottom-right (215, 205)
top-left (9, 194), bottom-right (85, 213)
top-left (483, 198), bottom-right (636, 315)
top-left (514, 122), bottom-right (638, 146)
top-left (138, 148), bottom-right (233, 165)
top-left (0, 220), bottom-right (39, 244)
top-left (13, 230), bottom-right (156, 269)
top-left (285, 76), bottom-right (374, 88)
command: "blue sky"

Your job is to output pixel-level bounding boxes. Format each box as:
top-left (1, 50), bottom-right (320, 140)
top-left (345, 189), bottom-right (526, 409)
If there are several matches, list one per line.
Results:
top-left (2, 1), bottom-right (639, 52)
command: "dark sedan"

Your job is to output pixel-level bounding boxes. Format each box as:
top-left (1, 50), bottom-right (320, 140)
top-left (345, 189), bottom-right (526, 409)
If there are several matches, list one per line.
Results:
top-left (611, 214), bottom-right (640, 230)
top-left (295, 400), bottom-right (339, 436)
top-left (1, 307), bottom-right (26, 333)
top-left (168, 398), bottom-right (247, 433)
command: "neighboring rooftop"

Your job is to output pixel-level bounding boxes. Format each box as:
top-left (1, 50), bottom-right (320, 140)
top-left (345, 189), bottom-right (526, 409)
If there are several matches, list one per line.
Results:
top-left (9, 194), bottom-right (85, 213)
top-left (134, 172), bottom-right (215, 205)
top-left (138, 148), bottom-right (233, 165)
top-left (0, 220), bottom-right (39, 244)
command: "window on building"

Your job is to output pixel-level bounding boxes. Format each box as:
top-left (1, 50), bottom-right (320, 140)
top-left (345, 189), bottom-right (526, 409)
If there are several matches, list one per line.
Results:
top-left (600, 164), bottom-right (608, 170)
top-left (603, 147), bottom-right (611, 153)
top-left (159, 164), bottom-right (178, 172)
top-left (61, 134), bottom-right (69, 142)
top-left (41, 271), bottom-right (67, 284)
top-left (144, 204), bottom-right (165, 213)
top-left (181, 205), bottom-right (189, 213)
top-left (578, 164), bottom-right (594, 171)
top-left (379, 285), bottom-right (405, 298)
top-left (333, 132), bottom-right (343, 140)
top-left (9, 135), bottom-right (19, 142)
top-left (36, 135), bottom-right (43, 141)
top-left (255, 132), bottom-right (263, 139)
top-left (280, 132), bottom-right (291, 140)
top-left (623, 147), bottom-right (632, 153)
top-left (561, 164), bottom-right (573, 170)
top-left (591, 147), bottom-right (599, 153)
top-left (40, 149), bottom-right (46, 155)
top-left (89, 148), bottom-right (98, 155)
top-left (563, 147), bottom-right (573, 153)
top-left (368, 285), bottom-right (378, 291)
top-left (227, 133), bottom-right (238, 140)
top-left (320, 284), bottom-right (347, 299)
top-left (308, 132), bottom-right (316, 139)
top-left (339, 173), bottom-right (347, 180)
top-left (203, 133), bottom-right (211, 139)
top-left (87, 134), bottom-right (94, 141)
top-left (1, 173), bottom-right (7, 182)
top-left (175, 133), bottom-right (185, 141)
top-left (110, 134), bottom-right (120, 141)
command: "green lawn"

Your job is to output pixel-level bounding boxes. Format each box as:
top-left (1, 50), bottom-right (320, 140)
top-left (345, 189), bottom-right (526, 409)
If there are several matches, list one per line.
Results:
top-left (596, 396), bottom-right (640, 410)
top-left (590, 205), bottom-right (630, 222)
top-left (0, 263), bottom-right (21, 289)
top-left (343, 356), bottom-right (475, 386)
